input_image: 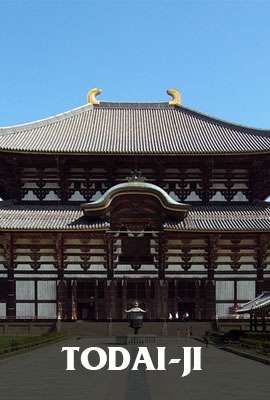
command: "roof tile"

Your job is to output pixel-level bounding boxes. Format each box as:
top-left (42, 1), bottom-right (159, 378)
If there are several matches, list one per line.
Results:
top-left (0, 102), bottom-right (270, 154)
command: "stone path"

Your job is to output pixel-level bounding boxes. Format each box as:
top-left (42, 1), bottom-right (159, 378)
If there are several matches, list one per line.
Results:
top-left (0, 337), bottom-right (269, 400)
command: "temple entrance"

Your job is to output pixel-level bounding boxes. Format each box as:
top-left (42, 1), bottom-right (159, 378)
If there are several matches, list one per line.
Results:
top-left (76, 281), bottom-right (96, 320)
top-left (77, 302), bottom-right (95, 320)
top-left (126, 281), bottom-right (146, 305)
top-left (68, 277), bottom-right (214, 321)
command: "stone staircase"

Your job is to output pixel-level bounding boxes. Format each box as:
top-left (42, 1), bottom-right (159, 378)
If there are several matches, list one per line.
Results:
top-left (59, 321), bottom-right (213, 337)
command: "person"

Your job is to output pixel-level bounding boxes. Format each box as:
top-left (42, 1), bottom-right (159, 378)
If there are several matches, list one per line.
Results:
top-left (182, 311), bottom-right (190, 321)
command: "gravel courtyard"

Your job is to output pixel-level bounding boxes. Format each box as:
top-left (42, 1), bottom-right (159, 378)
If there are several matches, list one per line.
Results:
top-left (0, 337), bottom-right (269, 400)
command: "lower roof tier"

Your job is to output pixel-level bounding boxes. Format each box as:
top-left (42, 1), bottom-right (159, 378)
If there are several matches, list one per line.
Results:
top-left (0, 204), bottom-right (270, 232)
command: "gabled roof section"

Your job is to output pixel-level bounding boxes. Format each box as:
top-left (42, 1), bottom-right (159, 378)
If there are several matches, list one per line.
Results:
top-left (81, 180), bottom-right (190, 219)
top-left (0, 101), bottom-right (270, 155)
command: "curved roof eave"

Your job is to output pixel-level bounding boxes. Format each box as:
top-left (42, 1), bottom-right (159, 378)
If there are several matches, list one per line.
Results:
top-left (82, 181), bottom-right (190, 215)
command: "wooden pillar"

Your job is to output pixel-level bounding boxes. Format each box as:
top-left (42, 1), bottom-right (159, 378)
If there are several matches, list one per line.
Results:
top-left (145, 279), bottom-right (151, 320)
top-left (159, 280), bottom-right (168, 320)
top-left (106, 234), bottom-right (114, 280)
top-left (56, 233), bottom-right (67, 319)
top-left (57, 279), bottom-right (68, 320)
top-left (173, 279), bottom-right (178, 320)
top-left (94, 280), bottom-right (99, 321)
top-left (205, 235), bottom-right (218, 319)
top-left (256, 234), bottom-right (268, 294)
top-left (4, 234), bottom-right (15, 320)
top-left (158, 234), bottom-right (166, 280)
top-left (194, 280), bottom-right (201, 320)
top-left (106, 280), bottom-right (116, 320)
top-left (71, 280), bottom-right (77, 321)
top-left (122, 279), bottom-right (127, 319)
top-left (155, 280), bottom-right (161, 319)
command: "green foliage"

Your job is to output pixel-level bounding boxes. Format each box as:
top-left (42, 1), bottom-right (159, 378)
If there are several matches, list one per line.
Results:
top-left (0, 332), bottom-right (65, 355)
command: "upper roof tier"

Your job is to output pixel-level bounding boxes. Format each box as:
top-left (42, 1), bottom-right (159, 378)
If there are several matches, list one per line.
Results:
top-left (0, 91), bottom-right (270, 155)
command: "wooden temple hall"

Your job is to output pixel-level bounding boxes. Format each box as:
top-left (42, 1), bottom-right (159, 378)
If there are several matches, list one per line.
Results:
top-left (0, 87), bottom-right (270, 323)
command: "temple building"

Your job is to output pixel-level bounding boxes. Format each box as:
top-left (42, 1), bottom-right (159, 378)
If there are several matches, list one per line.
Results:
top-left (0, 87), bottom-right (270, 322)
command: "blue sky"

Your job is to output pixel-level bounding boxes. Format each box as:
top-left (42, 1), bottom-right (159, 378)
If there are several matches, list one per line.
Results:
top-left (0, 0), bottom-right (270, 128)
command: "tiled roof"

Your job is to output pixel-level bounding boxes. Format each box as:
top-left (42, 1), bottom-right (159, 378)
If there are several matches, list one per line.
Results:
top-left (164, 205), bottom-right (270, 231)
top-left (0, 204), bottom-right (270, 232)
top-left (0, 102), bottom-right (270, 155)
top-left (0, 205), bottom-right (109, 231)
top-left (237, 292), bottom-right (270, 313)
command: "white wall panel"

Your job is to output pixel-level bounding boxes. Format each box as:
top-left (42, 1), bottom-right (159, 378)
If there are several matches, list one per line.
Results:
top-left (39, 264), bottom-right (57, 271)
top-left (16, 303), bottom-right (35, 319)
top-left (65, 264), bottom-right (84, 271)
top-left (238, 264), bottom-right (254, 271)
top-left (215, 264), bottom-right (231, 271)
top-left (37, 281), bottom-right (56, 300)
top-left (38, 303), bottom-right (56, 319)
top-left (216, 281), bottom-right (234, 300)
top-left (237, 281), bottom-right (255, 301)
top-left (16, 281), bottom-right (35, 300)
top-left (231, 192), bottom-right (248, 202)
top-left (216, 303), bottom-right (234, 318)
top-left (0, 303), bottom-right (6, 318)
top-left (167, 265), bottom-right (181, 271)
top-left (90, 265), bottom-right (106, 270)
top-left (44, 191), bottom-right (60, 201)
top-left (189, 264), bottom-right (205, 271)
top-left (22, 191), bottom-right (39, 201)
top-left (16, 264), bottom-right (33, 271)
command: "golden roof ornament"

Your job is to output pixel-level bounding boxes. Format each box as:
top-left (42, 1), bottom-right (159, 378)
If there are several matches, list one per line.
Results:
top-left (127, 169), bottom-right (146, 183)
top-left (167, 88), bottom-right (181, 106)
top-left (87, 87), bottom-right (102, 105)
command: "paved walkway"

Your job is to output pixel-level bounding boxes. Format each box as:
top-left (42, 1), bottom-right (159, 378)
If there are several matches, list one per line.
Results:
top-left (0, 337), bottom-right (269, 400)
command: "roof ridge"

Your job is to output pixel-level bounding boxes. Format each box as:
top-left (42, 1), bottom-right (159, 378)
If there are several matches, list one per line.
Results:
top-left (1, 101), bottom-right (269, 135)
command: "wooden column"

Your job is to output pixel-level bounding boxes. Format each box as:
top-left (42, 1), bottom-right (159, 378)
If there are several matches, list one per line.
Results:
top-left (173, 279), bottom-right (178, 319)
top-left (71, 280), bottom-right (77, 320)
top-left (158, 280), bottom-right (168, 320)
top-left (145, 279), bottom-right (151, 320)
top-left (4, 234), bottom-right (15, 320)
top-left (95, 280), bottom-right (99, 321)
top-left (106, 234), bottom-right (114, 280)
top-left (155, 280), bottom-right (161, 319)
top-left (158, 233), bottom-right (166, 280)
top-left (122, 279), bottom-right (127, 319)
top-left (106, 280), bottom-right (116, 320)
top-left (194, 280), bottom-right (201, 320)
top-left (56, 233), bottom-right (66, 319)
top-left (256, 234), bottom-right (268, 295)
top-left (205, 235), bottom-right (218, 319)
top-left (57, 279), bottom-right (67, 320)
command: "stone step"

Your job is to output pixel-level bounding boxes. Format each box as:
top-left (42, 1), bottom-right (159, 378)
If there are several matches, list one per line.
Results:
top-left (59, 321), bottom-right (213, 337)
